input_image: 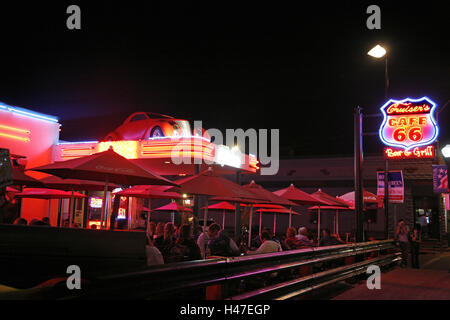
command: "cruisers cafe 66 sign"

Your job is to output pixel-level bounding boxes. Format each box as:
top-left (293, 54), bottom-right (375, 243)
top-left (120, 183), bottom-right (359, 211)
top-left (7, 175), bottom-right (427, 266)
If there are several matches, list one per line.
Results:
top-left (379, 97), bottom-right (439, 159)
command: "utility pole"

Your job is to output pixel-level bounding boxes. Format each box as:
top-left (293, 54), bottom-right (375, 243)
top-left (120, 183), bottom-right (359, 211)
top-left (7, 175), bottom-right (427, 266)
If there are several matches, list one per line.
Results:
top-left (235, 170), bottom-right (242, 243)
top-left (354, 106), bottom-right (364, 242)
top-left (384, 54), bottom-right (390, 239)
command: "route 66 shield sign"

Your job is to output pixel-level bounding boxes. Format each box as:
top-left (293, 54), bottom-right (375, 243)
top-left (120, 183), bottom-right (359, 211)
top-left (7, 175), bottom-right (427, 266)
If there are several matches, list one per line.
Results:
top-left (379, 97), bottom-right (439, 150)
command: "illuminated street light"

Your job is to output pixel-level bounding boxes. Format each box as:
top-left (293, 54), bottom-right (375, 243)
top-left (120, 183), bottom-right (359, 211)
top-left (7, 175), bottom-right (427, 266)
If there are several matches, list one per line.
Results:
top-left (442, 144), bottom-right (450, 158)
top-left (367, 44), bottom-right (387, 58)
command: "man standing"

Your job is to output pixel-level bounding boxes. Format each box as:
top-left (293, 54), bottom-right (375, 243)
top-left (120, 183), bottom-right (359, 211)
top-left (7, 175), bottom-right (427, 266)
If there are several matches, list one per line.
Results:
top-left (395, 219), bottom-right (410, 268)
top-left (419, 214), bottom-right (428, 240)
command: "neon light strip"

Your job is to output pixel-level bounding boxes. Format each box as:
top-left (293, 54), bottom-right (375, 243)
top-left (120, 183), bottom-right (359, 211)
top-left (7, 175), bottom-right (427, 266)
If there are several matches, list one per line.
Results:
top-left (58, 141), bottom-right (98, 145)
top-left (146, 135), bottom-right (210, 142)
top-left (379, 96), bottom-right (439, 150)
top-left (0, 103), bottom-right (58, 123)
top-left (0, 125), bottom-right (30, 134)
top-left (0, 132), bottom-right (30, 142)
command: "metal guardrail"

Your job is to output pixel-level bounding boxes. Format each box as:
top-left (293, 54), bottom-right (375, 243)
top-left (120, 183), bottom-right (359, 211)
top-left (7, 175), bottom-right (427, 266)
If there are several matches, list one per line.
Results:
top-left (0, 240), bottom-right (399, 299)
top-left (67, 239), bottom-right (399, 300)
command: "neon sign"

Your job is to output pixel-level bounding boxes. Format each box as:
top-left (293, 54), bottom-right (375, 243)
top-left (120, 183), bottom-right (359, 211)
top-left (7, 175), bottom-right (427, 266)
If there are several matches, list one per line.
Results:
top-left (89, 197), bottom-right (103, 208)
top-left (379, 97), bottom-right (438, 150)
top-left (0, 124), bottom-right (31, 142)
top-left (384, 146), bottom-right (435, 159)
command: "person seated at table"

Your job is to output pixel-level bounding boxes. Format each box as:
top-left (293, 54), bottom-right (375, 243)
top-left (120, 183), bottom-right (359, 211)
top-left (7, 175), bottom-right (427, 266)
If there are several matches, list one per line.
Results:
top-left (284, 227), bottom-right (302, 250)
top-left (153, 222), bottom-right (165, 249)
top-left (42, 217), bottom-right (50, 226)
top-left (247, 231), bottom-right (282, 255)
top-left (147, 221), bottom-right (156, 241)
top-left (208, 230), bottom-right (240, 257)
top-left (13, 217), bottom-right (27, 225)
top-left (296, 227), bottom-right (314, 247)
top-left (28, 218), bottom-right (48, 226)
top-left (145, 234), bottom-right (164, 266)
top-left (197, 223), bottom-right (221, 258)
top-left (159, 222), bottom-right (176, 259)
top-left (165, 224), bottom-right (202, 263)
top-left (319, 229), bottom-right (344, 246)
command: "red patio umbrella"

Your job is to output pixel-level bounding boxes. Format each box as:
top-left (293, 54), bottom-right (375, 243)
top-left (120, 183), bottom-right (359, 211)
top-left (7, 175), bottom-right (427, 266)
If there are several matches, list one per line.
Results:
top-left (29, 149), bottom-right (177, 229)
top-left (338, 190), bottom-right (379, 206)
top-left (154, 202), bottom-right (193, 224)
top-left (6, 186), bottom-right (20, 193)
top-left (40, 175), bottom-right (120, 227)
top-left (273, 184), bottom-right (328, 205)
top-left (310, 189), bottom-right (351, 242)
top-left (202, 201), bottom-right (235, 230)
top-left (115, 185), bottom-right (183, 231)
top-left (40, 176), bottom-right (120, 191)
top-left (115, 185), bottom-right (182, 199)
top-left (308, 205), bottom-right (354, 235)
top-left (16, 188), bottom-right (86, 219)
top-left (242, 181), bottom-right (297, 246)
top-left (254, 205), bottom-right (301, 236)
top-left (174, 168), bottom-right (265, 227)
top-left (174, 167), bottom-right (265, 257)
top-left (15, 188), bottom-right (87, 200)
top-left (12, 168), bottom-right (43, 187)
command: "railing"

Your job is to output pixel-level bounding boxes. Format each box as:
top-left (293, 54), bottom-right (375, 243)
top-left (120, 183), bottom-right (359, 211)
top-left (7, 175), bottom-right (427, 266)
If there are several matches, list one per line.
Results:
top-left (55, 239), bottom-right (400, 300)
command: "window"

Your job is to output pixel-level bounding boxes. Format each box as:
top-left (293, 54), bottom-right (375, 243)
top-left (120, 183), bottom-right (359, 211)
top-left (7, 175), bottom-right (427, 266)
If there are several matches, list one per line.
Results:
top-left (130, 113), bottom-right (148, 122)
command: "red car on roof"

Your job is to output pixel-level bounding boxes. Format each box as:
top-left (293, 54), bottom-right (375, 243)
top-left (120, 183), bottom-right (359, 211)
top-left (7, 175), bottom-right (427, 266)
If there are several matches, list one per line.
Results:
top-left (102, 112), bottom-right (194, 141)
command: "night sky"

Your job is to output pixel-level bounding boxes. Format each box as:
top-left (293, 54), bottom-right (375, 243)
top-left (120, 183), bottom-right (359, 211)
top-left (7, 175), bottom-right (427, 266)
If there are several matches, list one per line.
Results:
top-left (0, 1), bottom-right (448, 157)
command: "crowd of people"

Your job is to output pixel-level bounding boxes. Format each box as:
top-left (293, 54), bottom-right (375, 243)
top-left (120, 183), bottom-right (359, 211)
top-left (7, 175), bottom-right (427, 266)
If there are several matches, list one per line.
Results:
top-left (12, 217), bottom-right (51, 226)
top-left (144, 221), bottom-right (348, 266)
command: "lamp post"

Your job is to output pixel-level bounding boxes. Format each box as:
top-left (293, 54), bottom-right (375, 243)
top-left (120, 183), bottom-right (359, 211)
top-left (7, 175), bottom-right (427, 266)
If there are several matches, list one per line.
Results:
top-left (368, 44), bottom-right (390, 239)
top-left (442, 145), bottom-right (450, 158)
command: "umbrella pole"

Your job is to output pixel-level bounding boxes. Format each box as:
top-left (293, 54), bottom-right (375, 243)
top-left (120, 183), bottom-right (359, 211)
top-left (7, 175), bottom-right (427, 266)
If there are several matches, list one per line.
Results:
top-left (69, 186), bottom-right (74, 227)
top-left (259, 211), bottom-right (262, 235)
top-left (48, 200), bottom-right (51, 219)
top-left (222, 210), bottom-right (226, 229)
top-left (172, 211), bottom-right (175, 224)
top-left (146, 198), bottom-right (152, 236)
top-left (336, 210), bottom-right (339, 236)
top-left (248, 205), bottom-right (253, 248)
top-left (203, 197), bottom-right (209, 259)
top-left (289, 206), bottom-right (292, 228)
top-left (273, 214), bottom-right (276, 237)
top-left (317, 206), bottom-right (321, 244)
top-left (101, 177), bottom-right (109, 229)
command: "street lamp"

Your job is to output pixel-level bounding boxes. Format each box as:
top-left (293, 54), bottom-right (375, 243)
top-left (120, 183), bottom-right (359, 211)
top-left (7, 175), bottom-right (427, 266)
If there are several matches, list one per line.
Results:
top-left (367, 44), bottom-right (389, 100)
top-left (367, 43), bottom-right (390, 239)
top-left (442, 144), bottom-right (450, 158)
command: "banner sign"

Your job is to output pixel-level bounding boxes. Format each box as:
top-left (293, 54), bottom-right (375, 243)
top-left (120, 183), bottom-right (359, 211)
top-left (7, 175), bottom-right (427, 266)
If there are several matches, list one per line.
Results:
top-left (379, 97), bottom-right (439, 152)
top-left (432, 165), bottom-right (448, 193)
top-left (377, 170), bottom-right (404, 203)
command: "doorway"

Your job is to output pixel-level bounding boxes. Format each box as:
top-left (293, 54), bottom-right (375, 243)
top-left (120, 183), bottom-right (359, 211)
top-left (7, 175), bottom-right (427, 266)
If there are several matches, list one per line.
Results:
top-left (413, 196), bottom-right (439, 239)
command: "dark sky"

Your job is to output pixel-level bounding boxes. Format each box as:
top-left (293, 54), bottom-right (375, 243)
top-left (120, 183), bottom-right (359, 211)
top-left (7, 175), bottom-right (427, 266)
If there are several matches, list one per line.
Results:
top-left (0, 1), bottom-right (448, 157)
